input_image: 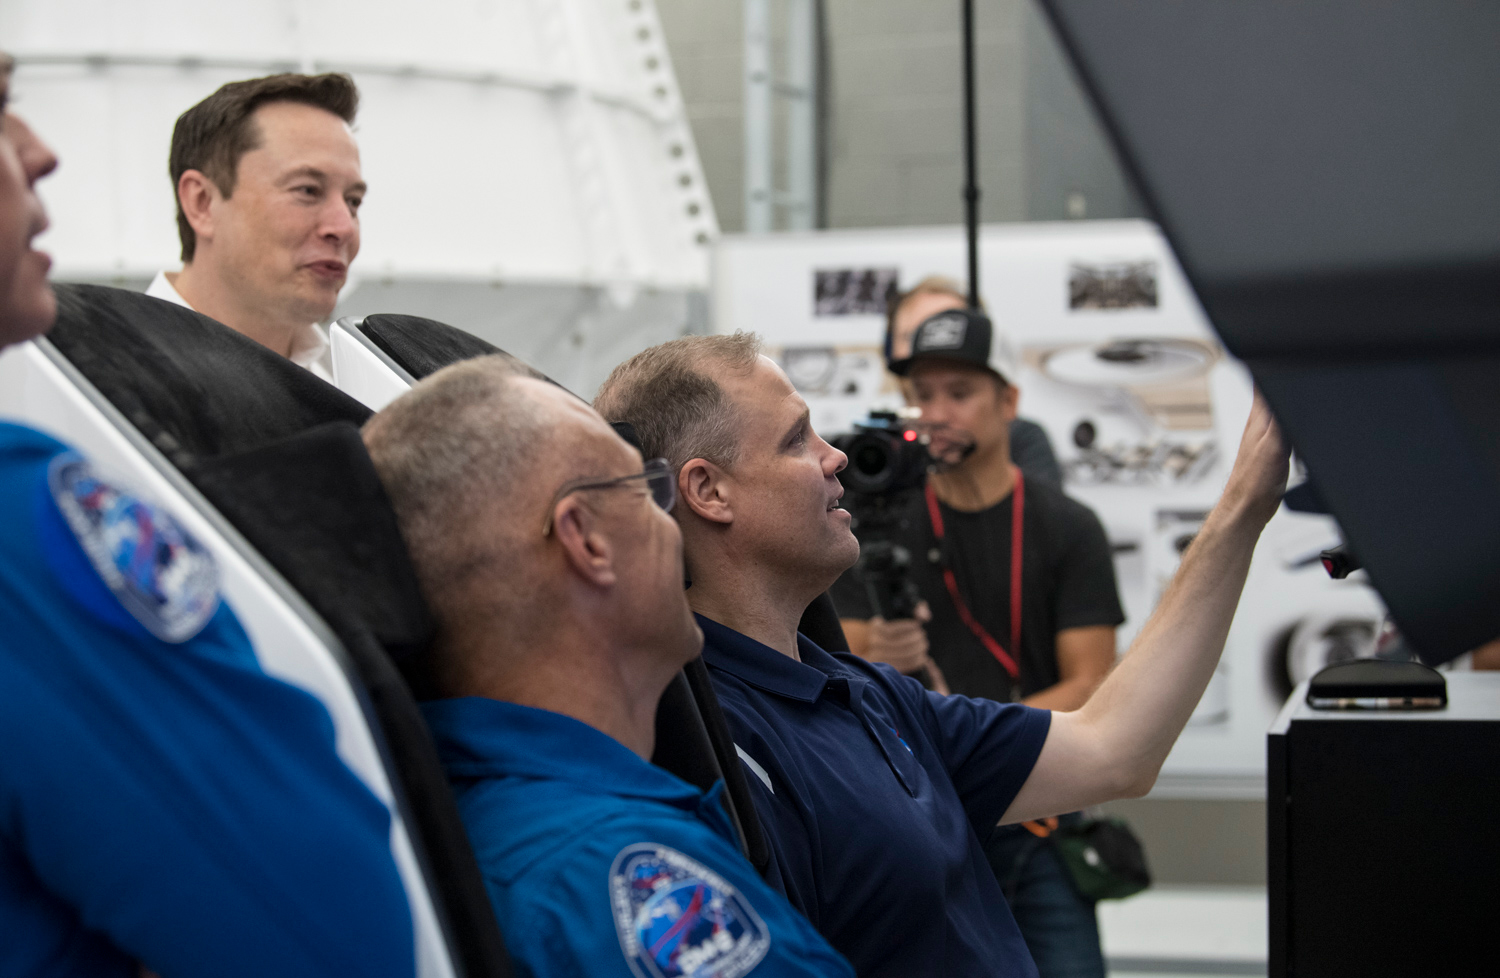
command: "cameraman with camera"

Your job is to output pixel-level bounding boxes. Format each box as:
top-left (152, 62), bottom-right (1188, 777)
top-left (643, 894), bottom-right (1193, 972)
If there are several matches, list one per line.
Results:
top-left (886, 276), bottom-right (1064, 489)
top-left (833, 302), bottom-right (1124, 978)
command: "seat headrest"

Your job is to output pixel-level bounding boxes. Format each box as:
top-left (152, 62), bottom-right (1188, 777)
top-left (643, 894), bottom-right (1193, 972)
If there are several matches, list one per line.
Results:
top-left (48, 284), bottom-right (434, 668)
top-left (192, 422), bottom-right (435, 665)
top-left (49, 284), bottom-right (370, 467)
top-left (359, 313), bottom-right (510, 381)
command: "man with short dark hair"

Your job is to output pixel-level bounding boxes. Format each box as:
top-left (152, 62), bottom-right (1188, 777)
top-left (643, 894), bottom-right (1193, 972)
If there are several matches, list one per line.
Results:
top-left (150, 73), bottom-right (365, 379)
top-left (595, 334), bottom-right (1288, 978)
top-left (885, 275), bottom-right (1061, 487)
top-left (363, 356), bottom-right (854, 978)
top-left (0, 56), bottom-right (414, 978)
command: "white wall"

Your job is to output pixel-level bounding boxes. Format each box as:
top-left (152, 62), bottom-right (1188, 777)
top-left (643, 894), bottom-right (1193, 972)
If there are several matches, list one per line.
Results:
top-left (654, 0), bottom-right (1143, 232)
top-left (8, 0), bottom-right (717, 393)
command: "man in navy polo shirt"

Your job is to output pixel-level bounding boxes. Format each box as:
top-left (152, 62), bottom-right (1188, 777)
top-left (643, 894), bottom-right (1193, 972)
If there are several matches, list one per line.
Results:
top-left (595, 333), bottom-right (1288, 978)
top-left (0, 57), bottom-right (415, 977)
top-left (362, 357), bottom-right (854, 978)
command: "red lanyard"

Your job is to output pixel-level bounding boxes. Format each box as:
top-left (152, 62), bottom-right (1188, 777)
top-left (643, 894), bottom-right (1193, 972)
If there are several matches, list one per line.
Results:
top-left (923, 468), bottom-right (1024, 681)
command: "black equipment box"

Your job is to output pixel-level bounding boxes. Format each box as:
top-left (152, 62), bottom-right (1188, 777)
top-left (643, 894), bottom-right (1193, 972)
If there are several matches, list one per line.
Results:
top-left (1267, 672), bottom-right (1500, 976)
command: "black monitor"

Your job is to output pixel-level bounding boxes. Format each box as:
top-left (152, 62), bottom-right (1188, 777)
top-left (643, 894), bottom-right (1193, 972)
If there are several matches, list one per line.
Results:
top-left (1036, 0), bottom-right (1500, 663)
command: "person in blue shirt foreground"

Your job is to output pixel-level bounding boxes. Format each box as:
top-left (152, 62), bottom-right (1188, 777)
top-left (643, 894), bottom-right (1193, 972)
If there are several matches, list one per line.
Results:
top-left (0, 57), bottom-right (415, 977)
top-left (361, 356), bottom-right (855, 978)
top-left (593, 334), bottom-right (1289, 978)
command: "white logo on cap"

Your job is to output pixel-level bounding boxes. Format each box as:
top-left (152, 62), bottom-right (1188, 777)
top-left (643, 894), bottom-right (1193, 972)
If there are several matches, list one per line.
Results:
top-left (915, 312), bottom-right (968, 351)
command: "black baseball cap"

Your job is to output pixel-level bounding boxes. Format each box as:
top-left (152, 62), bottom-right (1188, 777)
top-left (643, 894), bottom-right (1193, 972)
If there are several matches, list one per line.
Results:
top-left (887, 306), bottom-right (1017, 383)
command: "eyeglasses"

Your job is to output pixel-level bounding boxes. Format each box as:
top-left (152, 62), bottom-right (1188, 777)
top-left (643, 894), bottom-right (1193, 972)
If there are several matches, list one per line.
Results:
top-left (541, 457), bottom-right (677, 536)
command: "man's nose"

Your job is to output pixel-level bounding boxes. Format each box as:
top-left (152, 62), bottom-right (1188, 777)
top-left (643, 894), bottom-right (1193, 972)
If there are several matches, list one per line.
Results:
top-left (919, 399), bottom-right (951, 424)
top-left (9, 115), bottom-right (58, 184)
top-left (321, 197), bottom-right (358, 242)
top-left (820, 436), bottom-right (847, 476)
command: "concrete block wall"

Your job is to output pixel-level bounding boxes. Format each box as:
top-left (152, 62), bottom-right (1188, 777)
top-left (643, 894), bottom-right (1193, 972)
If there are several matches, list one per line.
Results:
top-left (656, 1), bottom-right (748, 230)
top-left (654, 0), bottom-right (1139, 232)
top-left (1021, 1), bottom-right (1145, 222)
top-left (820, 0), bottom-right (1027, 227)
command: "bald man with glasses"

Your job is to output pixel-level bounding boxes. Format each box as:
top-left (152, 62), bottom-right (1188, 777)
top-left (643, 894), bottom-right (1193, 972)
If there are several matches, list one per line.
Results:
top-left (362, 357), bottom-right (853, 978)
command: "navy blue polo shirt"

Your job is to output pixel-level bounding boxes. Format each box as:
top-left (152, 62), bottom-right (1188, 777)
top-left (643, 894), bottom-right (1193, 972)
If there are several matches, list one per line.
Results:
top-left (698, 614), bottom-right (1052, 978)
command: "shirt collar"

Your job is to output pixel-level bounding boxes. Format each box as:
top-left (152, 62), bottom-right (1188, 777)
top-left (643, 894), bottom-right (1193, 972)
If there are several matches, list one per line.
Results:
top-left (696, 613), bottom-right (854, 703)
top-left (420, 696), bottom-right (703, 804)
top-left (145, 270), bottom-right (193, 310)
top-left (286, 321), bottom-right (331, 372)
top-left (147, 270), bottom-right (330, 375)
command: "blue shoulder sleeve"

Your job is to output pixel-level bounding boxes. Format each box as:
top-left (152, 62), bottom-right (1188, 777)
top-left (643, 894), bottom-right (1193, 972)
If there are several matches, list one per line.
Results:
top-left (502, 813), bottom-right (854, 978)
top-left (920, 685), bottom-right (1052, 829)
top-left (0, 432), bottom-right (415, 978)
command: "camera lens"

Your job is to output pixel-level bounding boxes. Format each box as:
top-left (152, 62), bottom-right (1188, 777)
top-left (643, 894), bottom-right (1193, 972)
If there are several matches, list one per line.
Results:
top-left (834, 421), bottom-right (936, 498)
top-left (835, 433), bottom-right (895, 494)
top-left (854, 443), bottom-right (888, 476)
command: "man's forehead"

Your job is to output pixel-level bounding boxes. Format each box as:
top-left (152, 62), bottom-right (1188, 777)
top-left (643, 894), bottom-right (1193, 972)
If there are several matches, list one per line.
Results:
top-left (252, 99), bottom-right (353, 130)
top-left (245, 102), bottom-right (361, 161)
top-left (719, 355), bottom-right (805, 431)
top-left (910, 360), bottom-right (990, 386)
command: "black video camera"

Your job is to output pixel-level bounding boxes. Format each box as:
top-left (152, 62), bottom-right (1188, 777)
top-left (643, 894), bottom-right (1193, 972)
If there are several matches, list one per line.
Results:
top-left (829, 411), bottom-right (935, 498)
top-left (830, 413), bottom-right (973, 622)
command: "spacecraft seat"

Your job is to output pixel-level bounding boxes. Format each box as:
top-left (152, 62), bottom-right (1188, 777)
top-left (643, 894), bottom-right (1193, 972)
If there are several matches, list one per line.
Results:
top-left (329, 312), bottom-right (805, 874)
top-left (36, 283), bottom-right (512, 978)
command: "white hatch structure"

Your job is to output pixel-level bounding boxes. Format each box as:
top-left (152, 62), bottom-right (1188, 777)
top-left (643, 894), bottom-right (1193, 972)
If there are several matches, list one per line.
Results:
top-left (5, 0), bottom-right (717, 396)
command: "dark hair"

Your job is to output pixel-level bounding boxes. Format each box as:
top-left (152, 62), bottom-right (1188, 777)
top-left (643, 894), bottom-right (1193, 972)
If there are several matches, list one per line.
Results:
top-left (593, 332), bottom-right (763, 476)
top-left (169, 73), bottom-right (358, 261)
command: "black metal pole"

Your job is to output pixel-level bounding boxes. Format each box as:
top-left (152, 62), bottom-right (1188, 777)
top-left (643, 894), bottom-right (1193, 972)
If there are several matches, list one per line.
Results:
top-left (961, 0), bottom-right (980, 308)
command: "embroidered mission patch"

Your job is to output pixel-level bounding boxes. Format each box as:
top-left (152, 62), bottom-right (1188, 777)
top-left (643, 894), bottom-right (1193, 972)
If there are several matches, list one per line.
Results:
top-left (49, 454), bottom-right (219, 643)
top-left (610, 842), bottom-right (771, 978)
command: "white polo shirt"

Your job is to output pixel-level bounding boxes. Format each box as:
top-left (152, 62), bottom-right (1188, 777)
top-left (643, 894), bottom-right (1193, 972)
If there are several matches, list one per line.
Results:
top-left (146, 271), bottom-right (334, 383)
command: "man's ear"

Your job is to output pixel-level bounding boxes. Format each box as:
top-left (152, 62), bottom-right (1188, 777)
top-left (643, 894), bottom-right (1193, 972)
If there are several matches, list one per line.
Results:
top-left (998, 380), bottom-right (1021, 422)
top-left (551, 497), bottom-right (617, 588)
top-left (177, 170), bottom-right (220, 247)
top-left (679, 458), bottom-right (734, 526)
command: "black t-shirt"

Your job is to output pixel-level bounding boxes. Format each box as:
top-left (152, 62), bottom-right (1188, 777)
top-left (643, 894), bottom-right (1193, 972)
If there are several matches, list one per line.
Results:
top-left (832, 476), bottom-right (1125, 701)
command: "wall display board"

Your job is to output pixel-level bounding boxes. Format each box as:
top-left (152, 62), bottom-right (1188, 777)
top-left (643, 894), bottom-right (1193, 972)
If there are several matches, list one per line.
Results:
top-left (6, 0), bottom-right (715, 397)
top-left (715, 220), bottom-right (1389, 798)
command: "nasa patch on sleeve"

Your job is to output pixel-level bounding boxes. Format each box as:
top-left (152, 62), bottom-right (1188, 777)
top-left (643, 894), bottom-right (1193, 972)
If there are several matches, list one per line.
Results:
top-left (609, 842), bottom-right (771, 978)
top-left (48, 453), bottom-right (220, 643)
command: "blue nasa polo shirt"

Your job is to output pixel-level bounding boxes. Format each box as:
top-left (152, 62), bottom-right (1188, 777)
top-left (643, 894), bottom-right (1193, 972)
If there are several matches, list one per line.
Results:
top-left (0, 422), bottom-right (414, 978)
top-left (421, 696), bottom-right (855, 978)
top-left (698, 614), bottom-right (1052, 978)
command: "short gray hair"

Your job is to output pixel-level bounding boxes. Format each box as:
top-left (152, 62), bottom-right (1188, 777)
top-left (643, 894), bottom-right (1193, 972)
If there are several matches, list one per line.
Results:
top-left (363, 356), bottom-right (548, 621)
top-left (593, 332), bottom-right (762, 474)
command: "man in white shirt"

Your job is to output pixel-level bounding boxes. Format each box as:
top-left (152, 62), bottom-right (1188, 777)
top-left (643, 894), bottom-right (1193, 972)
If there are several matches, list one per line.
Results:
top-left (150, 73), bottom-right (367, 382)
